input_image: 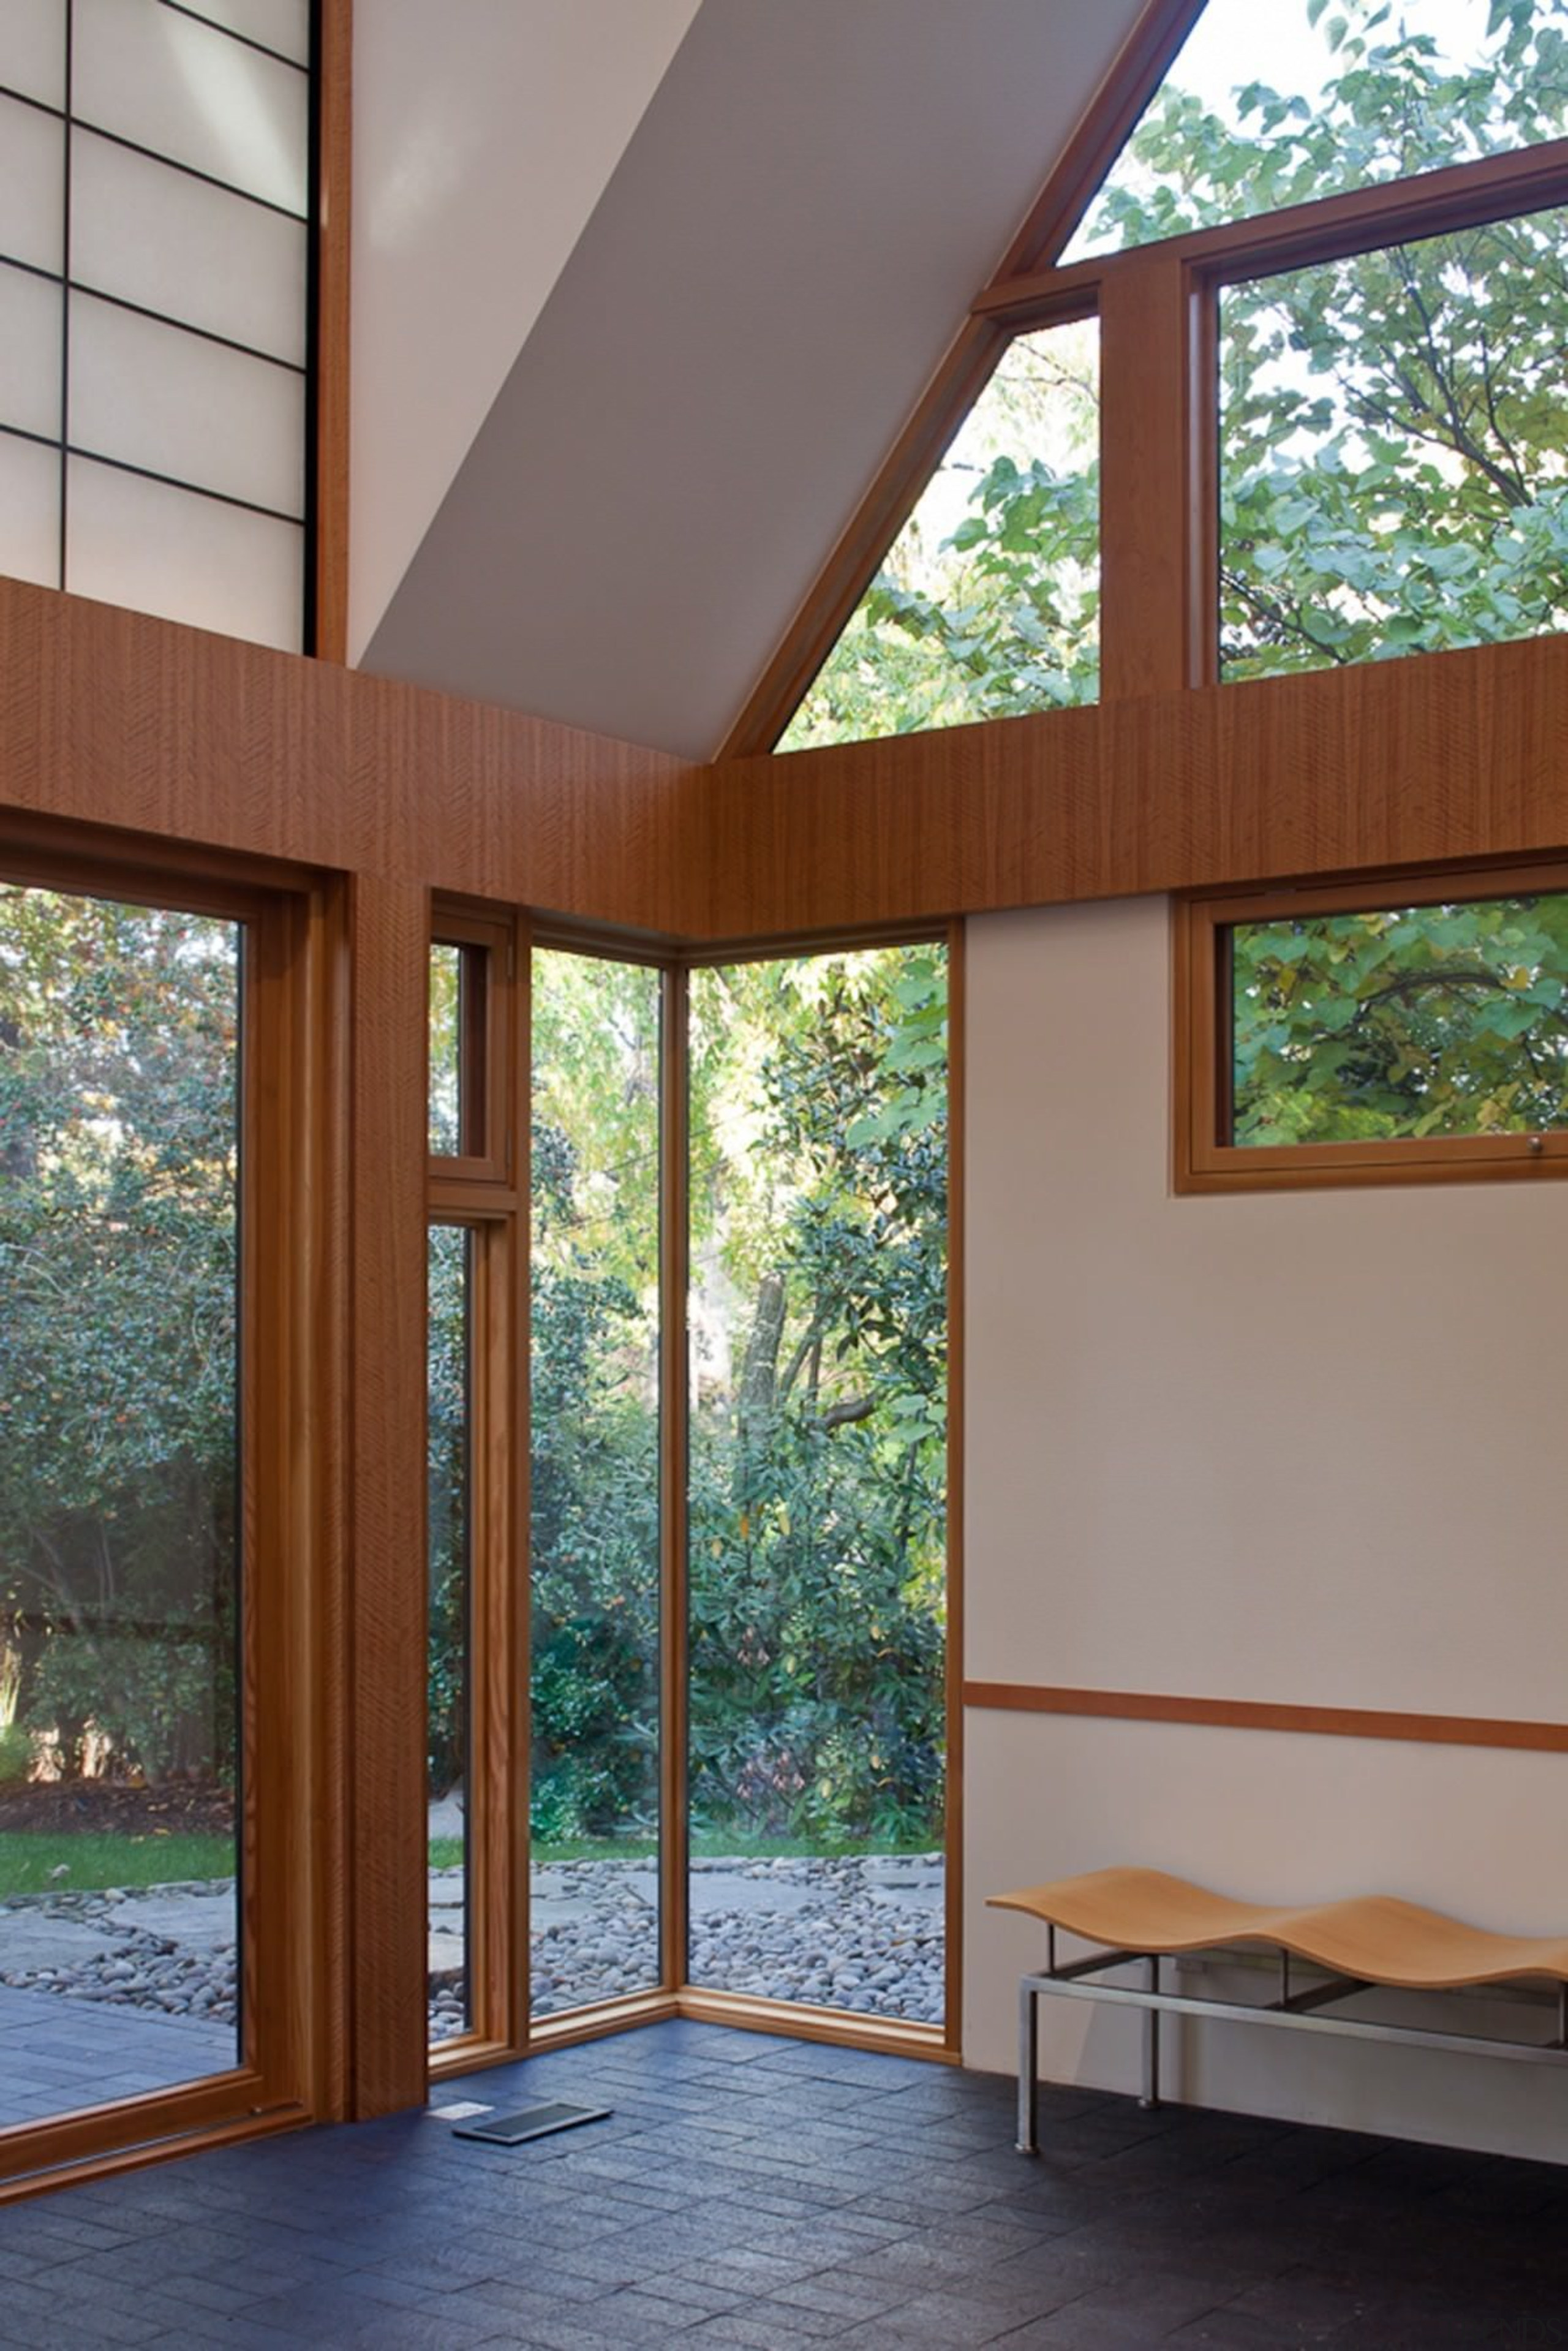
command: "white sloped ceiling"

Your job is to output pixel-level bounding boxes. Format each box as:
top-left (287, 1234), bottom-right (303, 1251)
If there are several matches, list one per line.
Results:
top-left (355, 0), bottom-right (1151, 757)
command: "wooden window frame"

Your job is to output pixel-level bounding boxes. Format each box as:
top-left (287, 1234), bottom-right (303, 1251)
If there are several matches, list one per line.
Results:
top-left (1175, 859), bottom-right (1568, 1193)
top-left (426, 902), bottom-right (526, 2078)
top-left (720, 0), bottom-right (1568, 755)
top-left (423, 911), bottom-right (965, 2075)
top-left (429, 908), bottom-right (516, 1191)
top-left (0, 826), bottom-right (339, 2192)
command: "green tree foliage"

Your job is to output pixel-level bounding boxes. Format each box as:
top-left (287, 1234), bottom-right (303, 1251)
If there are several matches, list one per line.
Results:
top-left (0, 888), bottom-right (239, 1783)
top-left (782, 329), bottom-right (1100, 749)
top-left (526, 953), bottom-right (661, 1844)
top-left (1233, 890), bottom-right (1568, 1142)
top-left (687, 948), bottom-right (948, 1847)
top-left (785, 1), bottom-right (1568, 742)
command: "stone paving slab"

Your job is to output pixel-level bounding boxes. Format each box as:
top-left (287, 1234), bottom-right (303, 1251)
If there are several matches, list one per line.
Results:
top-left (0, 1911), bottom-right (121, 1970)
top-left (0, 1980), bottom-right (235, 2131)
top-left (107, 1893), bottom-right (236, 1951)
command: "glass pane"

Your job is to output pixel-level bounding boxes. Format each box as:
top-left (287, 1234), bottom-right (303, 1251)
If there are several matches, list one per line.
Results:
top-left (1064, 0), bottom-right (1568, 262)
top-left (67, 455), bottom-right (304, 651)
top-left (427, 1226), bottom-right (472, 2045)
top-left (0, 885), bottom-right (242, 2126)
top-left (0, 430), bottom-right (61, 587)
top-left (429, 944), bottom-right (463, 1158)
top-left (780, 320), bottom-right (1099, 750)
top-left (0, 262), bottom-right (61, 441)
top-left (530, 950), bottom-right (661, 2018)
top-left (687, 946), bottom-right (948, 2025)
top-left (73, 132), bottom-right (309, 366)
top-left (0, 92), bottom-right (65, 274)
top-left (1219, 208), bottom-right (1568, 682)
top-left (174, 0), bottom-right (312, 67)
top-left (0, 0), bottom-right (66, 110)
top-left (70, 292), bottom-right (304, 518)
top-left (1231, 892), bottom-right (1568, 1145)
top-left (73, 0), bottom-right (309, 216)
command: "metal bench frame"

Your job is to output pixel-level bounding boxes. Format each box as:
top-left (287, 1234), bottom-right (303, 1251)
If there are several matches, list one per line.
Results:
top-left (1017, 1925), bottom-right (1568, 2155)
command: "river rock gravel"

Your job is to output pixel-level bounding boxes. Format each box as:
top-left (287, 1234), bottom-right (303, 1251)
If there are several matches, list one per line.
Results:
top-left (430, 1851), bottom-right (943, 2042)
top-left (0, 1881), bottom-right (238, 2029)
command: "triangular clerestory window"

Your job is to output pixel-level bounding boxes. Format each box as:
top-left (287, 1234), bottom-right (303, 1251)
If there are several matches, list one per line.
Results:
top-left (779, 318), bottom-right (1100, 754)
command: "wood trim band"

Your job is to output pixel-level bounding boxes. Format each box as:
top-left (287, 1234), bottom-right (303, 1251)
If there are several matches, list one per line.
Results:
top-left (964, 1683), bottom-right (1568, 1755)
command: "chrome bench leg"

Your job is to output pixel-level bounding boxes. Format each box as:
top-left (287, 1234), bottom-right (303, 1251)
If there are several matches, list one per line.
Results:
top-left (1141, 1955), bottom-right (1161, 2110)
top-left (1017, 1974), bottom-right (1039, 2154)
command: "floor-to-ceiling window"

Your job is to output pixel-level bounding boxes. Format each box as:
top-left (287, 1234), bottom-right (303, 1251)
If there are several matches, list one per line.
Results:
top-left (685, 943), bottom-right (950, 2026)
top-left (0, 851), bottom-right (318, 2179)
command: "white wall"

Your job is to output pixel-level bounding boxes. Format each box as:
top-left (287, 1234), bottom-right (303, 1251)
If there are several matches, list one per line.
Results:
top-left (349, 0), bottom-right (703, 662)
top-left (963, 899), bottom-right (1568, 2160)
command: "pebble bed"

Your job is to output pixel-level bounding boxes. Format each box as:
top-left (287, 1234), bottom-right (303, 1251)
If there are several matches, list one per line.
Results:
top-left (1, 1859), bottom-right (941, 2048)
top-left (0, 1882), bottom-right (238, 2027)
top-left (430, 1852), bottom-right (944, 2042)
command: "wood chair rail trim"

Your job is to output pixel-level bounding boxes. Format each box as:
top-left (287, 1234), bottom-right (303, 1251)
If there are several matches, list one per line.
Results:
top-left (964, 1683), bottom-right (1568, 1754)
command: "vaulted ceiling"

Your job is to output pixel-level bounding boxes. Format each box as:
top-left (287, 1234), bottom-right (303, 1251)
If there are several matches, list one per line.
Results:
top-left (351, 0), bottom-right (1150, 759)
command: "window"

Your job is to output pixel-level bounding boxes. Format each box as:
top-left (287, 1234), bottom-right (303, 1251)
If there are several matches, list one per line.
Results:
top-left (780, 318), bottom-right (1100, 751)
top-left (685, 942), bottom-right (950, 2025)
top-left (0, 0), bottom-right (317, 649)
top-left (1178, 863), bottom-right (1568, 1187)
top-left (426, 907), bottom-right (521, 2062)
top-left (1218, 204), bottom-right (1568, 681)
top-left (529, 945), bottom-right (663, 2020)
top-left (1063, 0), bottom-right (1568, 260)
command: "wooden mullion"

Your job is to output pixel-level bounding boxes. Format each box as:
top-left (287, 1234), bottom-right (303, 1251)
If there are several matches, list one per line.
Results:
top-left (1099, 247), bottom-right (1199, 701)
top-left (347, 874), bottom-right (429, 2118)
top-left (985, 137), bottom-right (1568, 322)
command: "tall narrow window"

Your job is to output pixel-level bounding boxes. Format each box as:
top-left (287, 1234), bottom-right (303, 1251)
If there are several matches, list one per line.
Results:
top-left (780, 321), bottom-right (1100, 751)
top-left (0, 882), bottom-right (243, 2124)
top-left (530, 948), bottom-right (662, 2018)
top-left (426, 907), bottom-right (518, 2059)
top-left (686, 943), bottom-right (949, 2025)
top-left (0, 0), bottom-right (315, 647)
top-left (426, 1224), bottom-right (472, 2046)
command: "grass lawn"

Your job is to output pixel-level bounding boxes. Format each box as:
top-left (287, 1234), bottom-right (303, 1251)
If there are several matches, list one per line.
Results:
top-left (426, 1830), bottom-right (940, 1872)
top-left (0, 1832), bottom-right (236, 1899)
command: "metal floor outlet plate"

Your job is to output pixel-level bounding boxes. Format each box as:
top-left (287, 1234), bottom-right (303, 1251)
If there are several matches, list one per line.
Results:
top-left (453, 2101), bottom-right (612, 2146)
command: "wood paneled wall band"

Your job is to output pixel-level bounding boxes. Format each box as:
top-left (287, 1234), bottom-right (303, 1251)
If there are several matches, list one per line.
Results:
top-left (706, 632), bottom-right (1568, 938)
top-left (0, 581), bottom-right (706, 939)
top-left (311, 0), bottom-right (352, 665)
top-left (964, 1685), bottom-right (1568, 1756)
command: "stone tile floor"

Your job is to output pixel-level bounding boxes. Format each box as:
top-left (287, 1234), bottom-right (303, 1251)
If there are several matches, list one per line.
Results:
top-left (0, 1980), bottom-right (235, 2128)
top-left (2, 2020), bottom-right (1564, 2346)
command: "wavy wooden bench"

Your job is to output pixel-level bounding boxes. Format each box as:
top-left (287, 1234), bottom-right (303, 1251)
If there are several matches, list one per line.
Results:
top-left (989, 1868), bottom-right (1568, 2154)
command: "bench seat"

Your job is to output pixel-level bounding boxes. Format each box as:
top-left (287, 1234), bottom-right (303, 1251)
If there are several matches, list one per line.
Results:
top-left (989, 1866), bottom-right (1568, 1990)
top-left (990, 1868), bottom-right (1568, 2155)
